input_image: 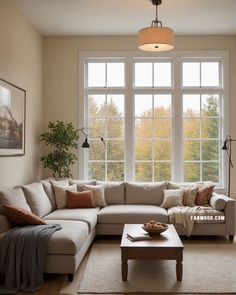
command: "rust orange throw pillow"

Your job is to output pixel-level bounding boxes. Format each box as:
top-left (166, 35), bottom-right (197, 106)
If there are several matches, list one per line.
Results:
top-left (195, 183), bottom-right (215, 206)
top-left (66, 190), bottom-right (96, 208)
top-left (3, 205), bottom-right (46, 225)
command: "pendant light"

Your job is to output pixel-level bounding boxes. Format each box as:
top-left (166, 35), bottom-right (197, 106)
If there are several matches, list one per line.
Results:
top-left (138, 0), bottom-right (174, 52)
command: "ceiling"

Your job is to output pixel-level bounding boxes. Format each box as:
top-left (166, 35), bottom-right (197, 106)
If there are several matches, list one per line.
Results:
top-left (14, 0), bottom-right (236, 36)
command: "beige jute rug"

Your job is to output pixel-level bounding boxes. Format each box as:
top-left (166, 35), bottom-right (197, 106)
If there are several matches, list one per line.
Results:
top-left (78, 243), bottom-right (236, 294)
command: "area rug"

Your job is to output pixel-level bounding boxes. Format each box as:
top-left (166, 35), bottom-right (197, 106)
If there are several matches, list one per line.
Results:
top-left (78, 243), bottom-right (236, 294)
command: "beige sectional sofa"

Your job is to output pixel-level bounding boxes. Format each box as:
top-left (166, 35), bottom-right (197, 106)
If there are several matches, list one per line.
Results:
top-left (0, 179), bottom-right (235, 281)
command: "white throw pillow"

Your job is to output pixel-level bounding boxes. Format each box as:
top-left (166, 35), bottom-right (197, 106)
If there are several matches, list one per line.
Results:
top-left (52, 184), bottom-right (77, 209)
top-left (83, 184), bottom-right (107, 207)
top-left (161, 189), bottom-right (184, 209)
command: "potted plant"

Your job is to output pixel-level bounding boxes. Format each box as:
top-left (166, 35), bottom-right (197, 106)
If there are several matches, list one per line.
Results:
top-left (40, 121), bottom-right (79, 178)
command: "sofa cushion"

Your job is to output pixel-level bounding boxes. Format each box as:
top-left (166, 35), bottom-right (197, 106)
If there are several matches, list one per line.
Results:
top-left (0, 187), bottom-right (31, 214)
top-left (4, 205), bottom-right (46, 225)
top-left (50, 179), bottom-right (72, 209)
top-left (210, 193), bottom-right (227, 211)
top-left (43, 208), bottom-right (100, 230)
top-left (183, 187), bottom-right (198, 207)
top-left (168, 182), bottom-right (180, 189)
top-left (44, 220), bottom-right (89, 255)
top-left (0, 214), bottom-right (12, 234)
top-left (83, 184), bottom-right (107, 207)
top-left (50, 179), bottom-right (69, 187)
top-left (66, 190), bottom-right (96, 208)
top-left (41, 180), bottom-right (56, 210)
top-left (69, 179), bottom-right (96, 191)
top-left (97, 205), bottom-right (168, 224)
top-left (185, 206), bottom-right (225, 224)
top-left (195, 182), bottom-right (215, 206)
top-left (52, 184), bottom-right (77, 209)
top-left (96, 181), bottom-right (125, 205)
top-left (125, 182), bottom-right (168, 205)
top-left (22, 182), bottom-right (52, 217)
top-left (161, 189), bottom-right (184, 208)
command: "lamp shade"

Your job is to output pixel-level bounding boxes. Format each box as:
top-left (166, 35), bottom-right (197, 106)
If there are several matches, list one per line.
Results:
top-left (138, 26), bottom-right (174, 52)
top-left (221, 140), bottom-right (228, 150)
top-left (82, 138), bottom-right (90, 148)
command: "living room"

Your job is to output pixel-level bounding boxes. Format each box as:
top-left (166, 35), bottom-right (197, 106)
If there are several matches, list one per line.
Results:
top-left (0, 0), bottom-right (236, 294)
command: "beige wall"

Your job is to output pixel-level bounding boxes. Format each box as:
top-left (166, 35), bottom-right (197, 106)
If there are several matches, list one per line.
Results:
top-left (43, 35), bottom-right (236, 196)
top-left (0, 0), bottom-right (43, 190)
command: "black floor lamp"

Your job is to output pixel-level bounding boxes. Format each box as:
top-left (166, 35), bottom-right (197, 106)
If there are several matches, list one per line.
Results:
top-left (221, 135), bottom-right (236, 197)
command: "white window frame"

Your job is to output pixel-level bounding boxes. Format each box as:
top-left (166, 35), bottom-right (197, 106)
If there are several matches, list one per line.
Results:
top-left (79, 51), bottom-right (229, 191)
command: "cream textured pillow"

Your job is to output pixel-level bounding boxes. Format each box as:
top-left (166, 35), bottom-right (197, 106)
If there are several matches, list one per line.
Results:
top-left (161, 189), bottom-right (184, 209)
top-left (83, 184), bottom-right (107, 207)
top-left (22, 182), bottom-right (52, 217)
top-left (53, 184), bottom-right (77, 209)
top-left (182, 187), bottom-right (198, 207)
top-left (0, 187), bottom-right (31, 214)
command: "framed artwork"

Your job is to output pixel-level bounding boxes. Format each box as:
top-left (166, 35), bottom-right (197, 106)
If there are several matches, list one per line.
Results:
top-left (0, 79), bottom-right (26, 156)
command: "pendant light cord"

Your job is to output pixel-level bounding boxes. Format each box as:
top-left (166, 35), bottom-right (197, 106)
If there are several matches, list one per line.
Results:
top-left (151, 3), bottom-right (162, 27)
top-left (156, 4), bottom-right (158, 22)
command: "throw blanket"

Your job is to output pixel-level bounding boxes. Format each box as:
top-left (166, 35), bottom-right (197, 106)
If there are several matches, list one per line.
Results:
top-left (168, 206), bottom-right (223, 237)
top-left (0, 223), bottom-right (62, 294)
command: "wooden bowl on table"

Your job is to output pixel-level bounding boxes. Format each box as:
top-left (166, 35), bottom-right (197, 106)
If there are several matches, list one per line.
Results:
top-left (142, 221), bottom-right (168, 235)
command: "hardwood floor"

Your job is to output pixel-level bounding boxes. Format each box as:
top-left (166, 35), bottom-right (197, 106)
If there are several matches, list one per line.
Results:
top-left (18, 235), bottom-right (234, 295)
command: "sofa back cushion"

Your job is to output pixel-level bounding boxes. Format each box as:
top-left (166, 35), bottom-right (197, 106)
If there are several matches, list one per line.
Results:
top-left (96, 181), bottom-right (125, 205)
top-left (0, 187), bottom-right (31, 214)
top-left (22, 182), bottom-right (52, 217)
top-left (51, 179), bottom-right (69, 187)
top-left (125, 182), bottom-right (168, 205)
top-left (69, 179), bottom-right (96, 191)
top-left (168, 182), bottom-right (180, 189)
top-left (41, 180), bottom-right (56, 210)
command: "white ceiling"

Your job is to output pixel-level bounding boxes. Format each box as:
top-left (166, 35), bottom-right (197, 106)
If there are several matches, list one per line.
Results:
top-left (14, 0), bottom-right (236, 36)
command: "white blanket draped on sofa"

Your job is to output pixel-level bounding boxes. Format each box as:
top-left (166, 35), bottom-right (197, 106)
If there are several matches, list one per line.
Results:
top-left (168, 206), bottom-right (224, 236)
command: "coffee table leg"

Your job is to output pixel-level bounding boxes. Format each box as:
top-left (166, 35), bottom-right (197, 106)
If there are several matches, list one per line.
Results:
top-left (176, 250), bottom-right (183, 281)
top-left (121, 250), bottom-right (128, 281)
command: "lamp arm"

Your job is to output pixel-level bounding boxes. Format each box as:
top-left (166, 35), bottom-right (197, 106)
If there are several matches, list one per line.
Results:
top-left (77, 128), bottom-right (87, 137)
top-left (77, 127), bottom-right (107, 149)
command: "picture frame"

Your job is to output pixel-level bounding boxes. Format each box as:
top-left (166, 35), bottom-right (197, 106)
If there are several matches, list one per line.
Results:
top-left (0, 79), bottom-right (26, 156)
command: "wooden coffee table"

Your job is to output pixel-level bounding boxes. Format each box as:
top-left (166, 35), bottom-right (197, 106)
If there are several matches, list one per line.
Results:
top-left (120, 224), bottom-right (184, 281)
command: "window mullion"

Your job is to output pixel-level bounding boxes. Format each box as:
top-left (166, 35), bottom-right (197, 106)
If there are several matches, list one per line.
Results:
top-left (105, 95), bottom-right (108, 181)
top-left (200, 94), bottom-right (203, 181)
top-left (173, 58), bottom-right (182, 182)
top-left (152, 94), bottom-right (155, 182)
top-left (125, 57), bottom-right (134, 181)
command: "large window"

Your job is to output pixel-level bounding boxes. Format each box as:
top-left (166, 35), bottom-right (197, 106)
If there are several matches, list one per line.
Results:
top-left (182, 60), bottom-right (222, 183)
top-left (80, 52), bottom-right (228, 186)
top-left (86, 62), bottom-right (125, 181)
